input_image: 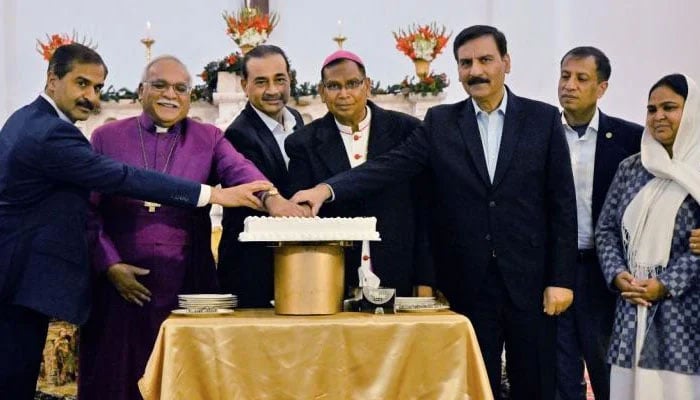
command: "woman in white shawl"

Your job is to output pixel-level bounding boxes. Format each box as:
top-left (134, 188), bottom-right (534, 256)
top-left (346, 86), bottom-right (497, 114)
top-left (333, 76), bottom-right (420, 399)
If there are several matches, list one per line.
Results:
top-left (596, 73), bottom-right (700, 399)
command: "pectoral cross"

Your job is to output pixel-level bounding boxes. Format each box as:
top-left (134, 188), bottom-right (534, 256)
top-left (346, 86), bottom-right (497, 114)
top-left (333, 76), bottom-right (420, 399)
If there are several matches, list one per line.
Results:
top-left (144, 201), bottom-right (161, 213)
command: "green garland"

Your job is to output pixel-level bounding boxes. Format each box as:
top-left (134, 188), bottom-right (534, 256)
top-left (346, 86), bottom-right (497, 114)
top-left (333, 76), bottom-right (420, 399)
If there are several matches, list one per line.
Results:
top-left (99, 85), bottom-right (138, 102)
top-left (98, 55), bottom-right (448, 103)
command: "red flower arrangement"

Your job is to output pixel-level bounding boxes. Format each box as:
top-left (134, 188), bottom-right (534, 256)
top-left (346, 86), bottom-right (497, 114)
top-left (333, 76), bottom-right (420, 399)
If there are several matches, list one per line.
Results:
top-left (393, 23), bottom-right (451, 62)
top-left (36, 32), bottom-right (96, 61)
top-left (223, 6), bottom-right (279, 52)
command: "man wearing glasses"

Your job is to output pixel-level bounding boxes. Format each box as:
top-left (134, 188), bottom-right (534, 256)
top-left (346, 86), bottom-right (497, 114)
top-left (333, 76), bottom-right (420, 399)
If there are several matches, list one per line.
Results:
top-left (285, 50), bottom-right (434, 297)
top-left (78, 55), bottom-right (308, 400)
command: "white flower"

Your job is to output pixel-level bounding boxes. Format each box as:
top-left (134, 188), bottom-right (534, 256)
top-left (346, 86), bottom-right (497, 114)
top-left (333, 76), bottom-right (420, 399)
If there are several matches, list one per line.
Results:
top-left (412, 38), bottom-right (437, 61)
top-left (235, 29), bottom-right (268, 47)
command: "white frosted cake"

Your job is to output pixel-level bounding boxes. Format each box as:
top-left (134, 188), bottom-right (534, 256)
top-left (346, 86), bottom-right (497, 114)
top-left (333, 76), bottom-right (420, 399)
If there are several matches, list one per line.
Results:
top-left (238, 216), bottom-right (381, 242)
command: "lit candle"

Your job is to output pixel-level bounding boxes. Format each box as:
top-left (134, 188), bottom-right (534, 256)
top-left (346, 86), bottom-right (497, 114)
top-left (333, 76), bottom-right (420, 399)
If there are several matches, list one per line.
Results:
top-left (145, 21), bottom-right (152, 39)
top-left (337, 19), bottom-right (343, 36)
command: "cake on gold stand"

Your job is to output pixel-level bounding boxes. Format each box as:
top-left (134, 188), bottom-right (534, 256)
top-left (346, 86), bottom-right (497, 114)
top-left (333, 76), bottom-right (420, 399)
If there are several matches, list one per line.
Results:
top-left (239, 217), bottom-right (380, 315)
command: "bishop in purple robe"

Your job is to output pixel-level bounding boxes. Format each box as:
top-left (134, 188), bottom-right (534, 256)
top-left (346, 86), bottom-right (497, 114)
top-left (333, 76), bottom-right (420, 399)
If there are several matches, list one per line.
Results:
top-left (78, 55), bottom-right (308, 400)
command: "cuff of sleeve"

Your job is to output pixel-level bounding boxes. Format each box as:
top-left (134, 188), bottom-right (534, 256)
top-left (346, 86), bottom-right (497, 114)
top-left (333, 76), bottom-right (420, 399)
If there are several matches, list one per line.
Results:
top-left (323, 183), bottom-right (335, 202)
top-left (656, 276), bottom-right (675, 298)
top-left (94, 247), bottom-right (122, 273)
top-left (198, 184), bottom-right (212, 207)
top-left (608, 265), bottom-right (628, 292)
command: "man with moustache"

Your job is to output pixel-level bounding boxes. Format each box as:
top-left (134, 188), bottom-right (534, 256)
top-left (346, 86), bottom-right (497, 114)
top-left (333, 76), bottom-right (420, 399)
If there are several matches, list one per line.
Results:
top-left (555, 47), bottom-right (642, 400)
top-left (0, 44), bottom-right (275, 399)
top-left (78, 55), bottom-right (308, 400)
top-left (217, 45), bottom-right (307, 307)
top-left (285, 50), bottom-right (434, 297)
top-left (292, 25), bottom-right (577, 400)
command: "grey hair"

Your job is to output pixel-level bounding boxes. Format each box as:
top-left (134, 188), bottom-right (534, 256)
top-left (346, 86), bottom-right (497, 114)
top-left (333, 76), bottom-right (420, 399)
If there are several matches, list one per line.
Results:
top-left (140, 55), bottom-right (191, 84)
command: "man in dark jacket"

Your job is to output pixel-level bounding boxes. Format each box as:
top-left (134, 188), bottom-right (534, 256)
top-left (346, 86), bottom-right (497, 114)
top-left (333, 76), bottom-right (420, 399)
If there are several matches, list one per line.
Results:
top-left (217, 45), bottom-right (306, 307)
top-left (285, 50), bottom-right (434, 297)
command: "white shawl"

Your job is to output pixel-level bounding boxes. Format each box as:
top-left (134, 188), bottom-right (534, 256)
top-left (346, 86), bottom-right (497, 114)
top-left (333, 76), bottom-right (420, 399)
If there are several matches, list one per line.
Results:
top-left (622, 75), bottom-right (700, 278)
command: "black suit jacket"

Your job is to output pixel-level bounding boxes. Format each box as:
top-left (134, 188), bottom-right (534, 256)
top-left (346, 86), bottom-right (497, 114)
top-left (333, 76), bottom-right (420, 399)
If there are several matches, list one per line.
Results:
top-left (591, 111), bottom-right (643, 225)
top-left (0, 97), bottom-right (201, 324)
top-left (326, 91), bottom-right (577, 313)
top-left (218, 102), bottom-right (304, 307)
top-left (285, 101), bottom-right (435, 296)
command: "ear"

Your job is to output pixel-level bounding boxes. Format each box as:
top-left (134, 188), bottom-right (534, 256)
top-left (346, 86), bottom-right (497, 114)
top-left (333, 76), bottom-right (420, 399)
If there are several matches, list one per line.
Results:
top-left (362, 78), bottom-right (372, 97)
top-left (46, 71), bottom-right (59, 93)
top-left (597, 81), bottom-right (609, 99)
top-left (241, 79), bottom-right (252, 99)
top-left (318, 82), bottom-right (327, 104)
top-left (503, 54), bottom-right (511, 74)
top-left (137, 83), bottom-right (145, 101)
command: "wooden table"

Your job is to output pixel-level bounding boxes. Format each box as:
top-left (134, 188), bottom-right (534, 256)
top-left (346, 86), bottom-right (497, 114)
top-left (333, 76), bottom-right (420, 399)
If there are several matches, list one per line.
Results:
top-left (139, 309), bottom-right (493, 400)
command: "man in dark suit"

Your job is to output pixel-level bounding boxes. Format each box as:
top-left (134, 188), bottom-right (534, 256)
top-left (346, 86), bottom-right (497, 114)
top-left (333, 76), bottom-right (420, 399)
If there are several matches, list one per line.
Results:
top-left (555, 47), bottom-right (643, 400)
top-left (285, 50), bottom-right (434, 297)
top-left (292, 25), bottom-right (577, 400)
top-left (0, 44), bottom-right (273, 399)
top-left (217, 45), bottom-right (306, 307)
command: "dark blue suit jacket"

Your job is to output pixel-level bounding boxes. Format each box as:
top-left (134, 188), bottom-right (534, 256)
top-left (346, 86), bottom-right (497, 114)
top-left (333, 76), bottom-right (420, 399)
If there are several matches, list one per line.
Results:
top-left (217, 102), bottom-right (304, 307)
top-left (0, 97), bottom-right (201, 324)
top-left (326, 90), bottom-right (577, 313)
top-left (285, 101), bottom-right (435, 296)
top-left (591, 111), bottom-right (643, 225)
top-left (577, 111), bottom-right (642, 308)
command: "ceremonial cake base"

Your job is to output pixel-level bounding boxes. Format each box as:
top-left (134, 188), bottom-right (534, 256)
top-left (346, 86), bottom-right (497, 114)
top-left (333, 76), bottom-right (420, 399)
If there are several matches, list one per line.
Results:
top-left (239, 217), bottom-right (381, 315)
top-left (274, 243), bottom-right (345, 315)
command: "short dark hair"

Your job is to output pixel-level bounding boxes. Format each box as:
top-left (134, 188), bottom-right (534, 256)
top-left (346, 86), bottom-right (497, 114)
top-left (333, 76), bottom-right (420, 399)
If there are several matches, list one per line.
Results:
top-left (561, 46), bottom-right (611, 82)
top-left (320, 58), bottom-right (366, 81)
top-left (649, 74), bottom-right (688, 100)
top-left (453, 25), bottom-right (507, 60)
top-left (241, 44), bottom-right (291, 79)
top-left (47, 43), bottom-right (107, 79)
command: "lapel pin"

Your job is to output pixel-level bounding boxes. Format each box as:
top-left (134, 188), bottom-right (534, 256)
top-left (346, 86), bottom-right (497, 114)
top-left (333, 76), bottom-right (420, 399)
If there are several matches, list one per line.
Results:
top-left (605, 132), bottom-right (613, 139)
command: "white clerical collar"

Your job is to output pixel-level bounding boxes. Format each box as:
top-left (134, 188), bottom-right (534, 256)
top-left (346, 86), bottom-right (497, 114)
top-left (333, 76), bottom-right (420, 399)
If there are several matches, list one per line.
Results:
top-left (251, 104), bottom-right (296, 133)
top-left (561, 108), bottom-right (600, 133)
top-left (472, 89), bottom-right (508, 116)
top-left (154, 125), bottom-right (169, 133)
top-left (335, 106), bottom-right (372, 134)
top-left (40, 92), bottom-right (72, 123)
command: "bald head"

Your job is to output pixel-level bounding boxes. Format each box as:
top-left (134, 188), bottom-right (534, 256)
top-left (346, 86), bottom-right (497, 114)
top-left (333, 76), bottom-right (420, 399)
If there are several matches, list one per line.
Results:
top-left (141, 55), bottom-right (191, 85)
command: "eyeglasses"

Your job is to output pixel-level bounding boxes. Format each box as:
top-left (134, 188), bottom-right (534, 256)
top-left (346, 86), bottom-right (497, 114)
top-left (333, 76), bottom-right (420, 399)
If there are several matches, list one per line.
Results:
top-left (144, 80), bottom-right (191, 95)
top-left (321, 78), bottom-right (366, 92)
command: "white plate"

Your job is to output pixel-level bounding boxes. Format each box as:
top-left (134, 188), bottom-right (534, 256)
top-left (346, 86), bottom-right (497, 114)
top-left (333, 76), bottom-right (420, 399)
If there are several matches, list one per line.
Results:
top-left (178, 294), bottom-right (236, 300)
top-left (171, 309), bottom-right (234, 317)
top-left (396, 304), bottom-right (450, 312)
top-left (395, 297), bottom-right (437, 306)
top-left (396, 297), bottom-right (435, 302)
top-left (178, 300), bottom-right (236, 305)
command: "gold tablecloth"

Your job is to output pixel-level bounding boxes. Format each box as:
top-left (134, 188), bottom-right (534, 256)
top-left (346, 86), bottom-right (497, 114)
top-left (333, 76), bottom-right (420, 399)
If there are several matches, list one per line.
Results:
top-left (138, 309), bottom-right (493, 400)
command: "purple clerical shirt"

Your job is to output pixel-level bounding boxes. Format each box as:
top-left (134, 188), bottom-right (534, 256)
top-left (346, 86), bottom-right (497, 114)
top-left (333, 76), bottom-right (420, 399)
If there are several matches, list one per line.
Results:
top-left (89, 113), bottom-right (266, 288)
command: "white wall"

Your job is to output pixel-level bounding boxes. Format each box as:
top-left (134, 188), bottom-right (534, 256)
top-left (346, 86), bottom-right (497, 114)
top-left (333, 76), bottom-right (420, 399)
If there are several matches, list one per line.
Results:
top-left (2, 0), bottom-right (699, 125)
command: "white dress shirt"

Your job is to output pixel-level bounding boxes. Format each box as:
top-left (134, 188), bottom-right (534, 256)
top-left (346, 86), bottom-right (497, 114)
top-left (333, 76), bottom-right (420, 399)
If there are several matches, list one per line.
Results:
top-left (40, 92), bottom-right (72, 123)
top-left (472, 90), bottom-right (508, 182)
top-left (251, 105), bottom-right (297, 167)
top-left (336, 106), bottom-right (372, 168)
top-left (562, 109), bottom-right (599, 250)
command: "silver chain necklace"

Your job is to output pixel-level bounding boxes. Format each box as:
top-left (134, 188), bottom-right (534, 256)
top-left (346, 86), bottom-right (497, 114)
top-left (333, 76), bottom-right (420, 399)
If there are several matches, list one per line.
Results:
top-left (136, 119), bottom-right (181, 212)
top-left (137, 119), bottom-right (180, 173)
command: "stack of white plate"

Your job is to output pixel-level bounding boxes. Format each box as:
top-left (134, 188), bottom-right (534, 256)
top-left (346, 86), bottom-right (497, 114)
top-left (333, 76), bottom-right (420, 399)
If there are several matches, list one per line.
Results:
top-left (395, 297), bottom-right (449, 312)
top-left (175, 294), bottom-right (237, 315)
